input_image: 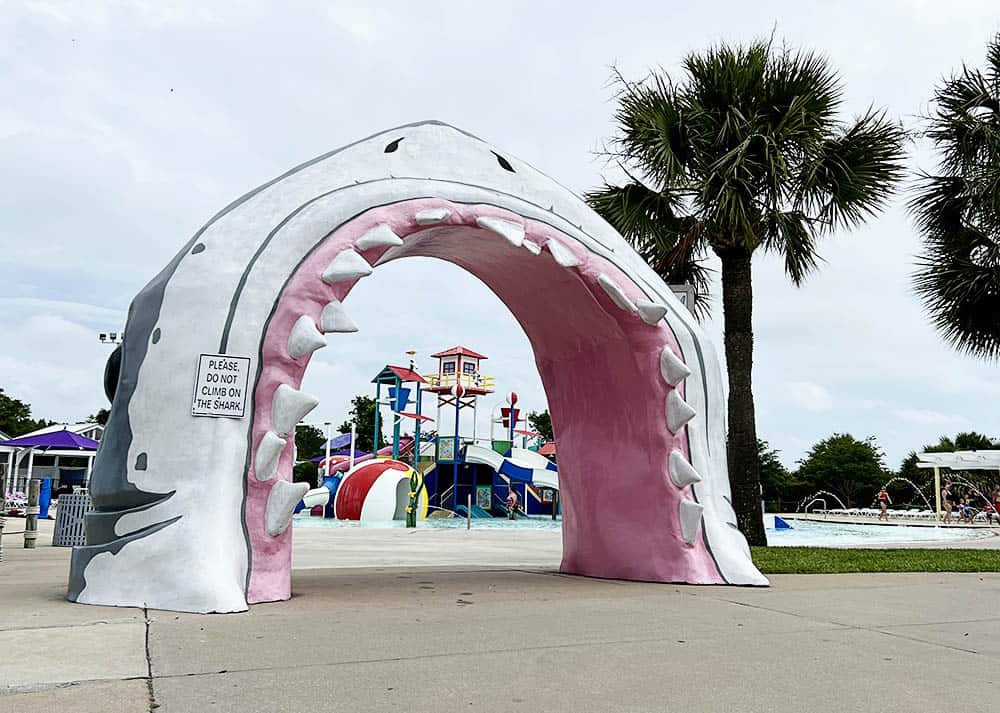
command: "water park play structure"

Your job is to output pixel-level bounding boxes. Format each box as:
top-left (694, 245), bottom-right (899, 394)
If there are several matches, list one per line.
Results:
top-left (297, 348), bottom-right (559, 523)
top-left (68, 121), bottom-right (765, 613)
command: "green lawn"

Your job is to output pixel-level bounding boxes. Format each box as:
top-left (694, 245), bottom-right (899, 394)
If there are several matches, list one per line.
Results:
top-left (751, 547), bottom-right (1000, 574)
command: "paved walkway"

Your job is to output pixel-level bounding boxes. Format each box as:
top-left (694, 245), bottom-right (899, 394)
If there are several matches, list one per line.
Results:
top-left (3, 520), bottom-right (1000, 711)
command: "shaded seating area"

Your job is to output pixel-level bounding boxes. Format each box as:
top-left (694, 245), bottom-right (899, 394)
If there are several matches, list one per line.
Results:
top-left (0, 428), bottom-right (99, 505)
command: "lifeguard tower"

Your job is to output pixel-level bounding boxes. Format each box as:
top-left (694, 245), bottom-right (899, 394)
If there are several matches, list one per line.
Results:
top-left (424, 347), bottom-right (494, 510)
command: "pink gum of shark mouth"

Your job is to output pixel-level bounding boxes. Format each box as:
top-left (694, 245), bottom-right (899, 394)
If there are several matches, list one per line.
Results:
top-left (245, 198), bottom-right (724, 603)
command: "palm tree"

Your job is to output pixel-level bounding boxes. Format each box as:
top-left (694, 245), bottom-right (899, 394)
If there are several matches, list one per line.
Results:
top-left (911, 35), bottom-right (1000, 359)
top-left (587, 40), bottom-right (906, 545)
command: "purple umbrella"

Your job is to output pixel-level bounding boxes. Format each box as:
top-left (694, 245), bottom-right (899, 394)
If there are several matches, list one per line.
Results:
top-left (0, 429), bottom-right (100, 451)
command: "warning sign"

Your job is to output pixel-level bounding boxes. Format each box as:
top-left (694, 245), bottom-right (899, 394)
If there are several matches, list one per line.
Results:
top-left (191, 354), bottom-right (252, 418)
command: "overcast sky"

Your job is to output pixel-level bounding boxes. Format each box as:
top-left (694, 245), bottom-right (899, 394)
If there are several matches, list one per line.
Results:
top-left (2, 1), bottom-right (999, 468)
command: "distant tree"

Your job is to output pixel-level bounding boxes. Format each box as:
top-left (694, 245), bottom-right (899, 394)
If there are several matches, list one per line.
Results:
top-left (87, 409), bottom-right (111, 426)
top-left (337, 395), bottom-right (384, 453)
top-left (295, 424), bottom-right (326, 460)
top-left (527, 410), bottom-right (554, 442)
top-left (897, 451), bottom-right (926, 483)
top-left (292, 424), bottom-right (326, 485)
top-left (796, 434), bottom-right (888, 507)
top-left (758, 439), bottom-right (793, 503)
top-left (0, 388), bottom-right (50, 437)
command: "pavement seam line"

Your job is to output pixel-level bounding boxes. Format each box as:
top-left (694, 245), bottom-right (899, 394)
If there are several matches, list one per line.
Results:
top-left (1, 676), bottom-right (150, 697)
top-left (0, 618), bottom-right (144, 634)
top-left (143, 606), bottom-right (158, 712)
top-left (705, 594), bottom-right (995, 659)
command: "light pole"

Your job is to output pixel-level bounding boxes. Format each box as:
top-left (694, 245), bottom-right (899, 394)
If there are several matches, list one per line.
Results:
top-left (97, 331), bottom-right (125, 345)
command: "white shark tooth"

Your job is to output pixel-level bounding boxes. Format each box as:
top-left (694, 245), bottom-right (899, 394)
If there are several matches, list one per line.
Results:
top-left (321, 249), bottom-right (372, 284)
top-left (668, 450), bottom-right (703, 488)
top-left (476, 216), bottom-right (525, 247)
top-left (636, 299), bottom-right (668, 325)
top-left (666, 390), bottom-right (696, 434)
top-left (597, 274), bottom-right (638, 313)
top-left (415, 208), bottom-right (451, 225)
top-left (522, 240), bottom-right (541, 255)
top-left (255, 431), bottom-right (287, 482)
top-left (287, 315), bottom-right (327, 359)
top-left (320, 300), bottom-right (358, 333)
top-left (545, 238), bottom-right (580, 267)
top-left (355, 224), bottom-right (403, 250)
top-left (679, 499), bottom-right (704, 544)
top-left (659, 347), bottom-right (691, 386)
top-left (265, 480), bottom-right (309, 536)
top-left (272, 384), bottom-right (320, 436)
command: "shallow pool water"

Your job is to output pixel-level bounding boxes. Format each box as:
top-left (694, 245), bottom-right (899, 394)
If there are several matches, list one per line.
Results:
top-left (293, 513), bottom-right (994, 545)
top-left (766, 519), bottom-right (993, 547)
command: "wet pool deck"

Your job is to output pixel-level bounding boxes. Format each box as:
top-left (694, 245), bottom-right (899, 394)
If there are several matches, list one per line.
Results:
top-left (3, 519), bottom-right (1000, 712)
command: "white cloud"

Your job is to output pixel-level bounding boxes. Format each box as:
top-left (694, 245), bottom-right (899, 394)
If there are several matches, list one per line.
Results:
top-left (893, 408), bottom-right (966, 426)
top-left (787, 381), bottom-right (834, 412)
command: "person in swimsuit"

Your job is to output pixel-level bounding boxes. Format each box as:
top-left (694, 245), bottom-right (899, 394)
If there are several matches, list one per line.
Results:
top-left (941, 482), bottom-right (954, 524)
top-left (506, 487), bottom-right (519, 520)
top-left (877, 488), bottom-right (891, 520)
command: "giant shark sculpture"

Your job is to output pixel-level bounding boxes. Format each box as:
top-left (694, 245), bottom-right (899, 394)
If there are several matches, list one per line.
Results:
top-left (69, 122), bottom-right (767, 613)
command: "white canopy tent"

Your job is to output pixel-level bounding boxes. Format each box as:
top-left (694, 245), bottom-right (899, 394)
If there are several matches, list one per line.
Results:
top-left (917, 450), bottom-right (1000, 520)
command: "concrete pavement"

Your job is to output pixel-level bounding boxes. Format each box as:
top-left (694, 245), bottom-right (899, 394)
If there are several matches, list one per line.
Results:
top-left (2, 519), bottom-right (1000, 712)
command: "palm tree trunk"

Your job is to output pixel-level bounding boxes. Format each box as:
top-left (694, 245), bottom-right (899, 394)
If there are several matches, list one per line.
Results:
top-left (718, 247), bottom-right (767, 546)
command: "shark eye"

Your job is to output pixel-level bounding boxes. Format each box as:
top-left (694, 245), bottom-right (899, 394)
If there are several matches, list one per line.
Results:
top-left (384, 137), bottom-right (403, 153)
top-left (492, 151), bottom-right (515, 172)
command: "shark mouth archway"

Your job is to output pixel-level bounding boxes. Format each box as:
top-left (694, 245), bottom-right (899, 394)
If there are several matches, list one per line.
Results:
top-left (68, 122), bottom-right (766, 613)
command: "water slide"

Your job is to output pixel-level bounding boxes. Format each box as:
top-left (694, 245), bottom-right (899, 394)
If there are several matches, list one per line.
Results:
top-left (463, 444), bottom-right (559, 490)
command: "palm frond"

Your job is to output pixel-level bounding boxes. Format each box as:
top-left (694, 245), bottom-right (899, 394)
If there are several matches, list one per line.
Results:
top-left (586, 181), bottom-right (713, 318)
top-left (797, 109), bottom-right (907, 231)
top-left (606, 68), bottom-right (691, 190)
top-left (762, 211), bottom-right (820, 284)
top-left (911, 34), bottom-right (1000, 360)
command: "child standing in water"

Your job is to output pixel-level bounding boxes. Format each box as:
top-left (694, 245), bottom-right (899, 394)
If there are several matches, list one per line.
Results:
top-left (506, 486), bottom-right (519, 520)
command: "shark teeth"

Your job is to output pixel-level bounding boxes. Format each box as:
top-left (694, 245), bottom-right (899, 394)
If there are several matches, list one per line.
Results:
top-left (597, 274), bottom-right (638, 313)
top-left (265, 480), bottom-right (310, 536)
top-left (522, 240), bottom-right (542, 255)
top-left (636, 299), bottom-right (668, 325)
top-left (355, 224), bottom-right (403, 250)
top-left (272, 384), bottom-right (320, 436)
top-left (545, 238), bottom-right (580, 267)
top-left (415, 208), bottom-right (451, 225)
top-left (476, 216), bottom-right (525, 247)
top-left (659, 347), bottom-right (691, 386)
top-left (255, 432), bottom-right (287, 482)
top-left (668, 450), bottom-right (703, 488)
top-left (679, 500), bottom-right (704, 544)
top-left (320, 300), bottom-right (358, 333)
top-left (666, 390), bottom-right (696, 434)
top-left (287, 315), bottom-right (327, 359)
top-left (321, 250), bottom-right (372, 284)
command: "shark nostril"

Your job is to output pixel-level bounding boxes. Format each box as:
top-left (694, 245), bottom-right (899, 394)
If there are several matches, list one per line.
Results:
top-left (384, 137), bottom-right (404, 153)
top-left (492, 151), bottom-right (515, 172)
